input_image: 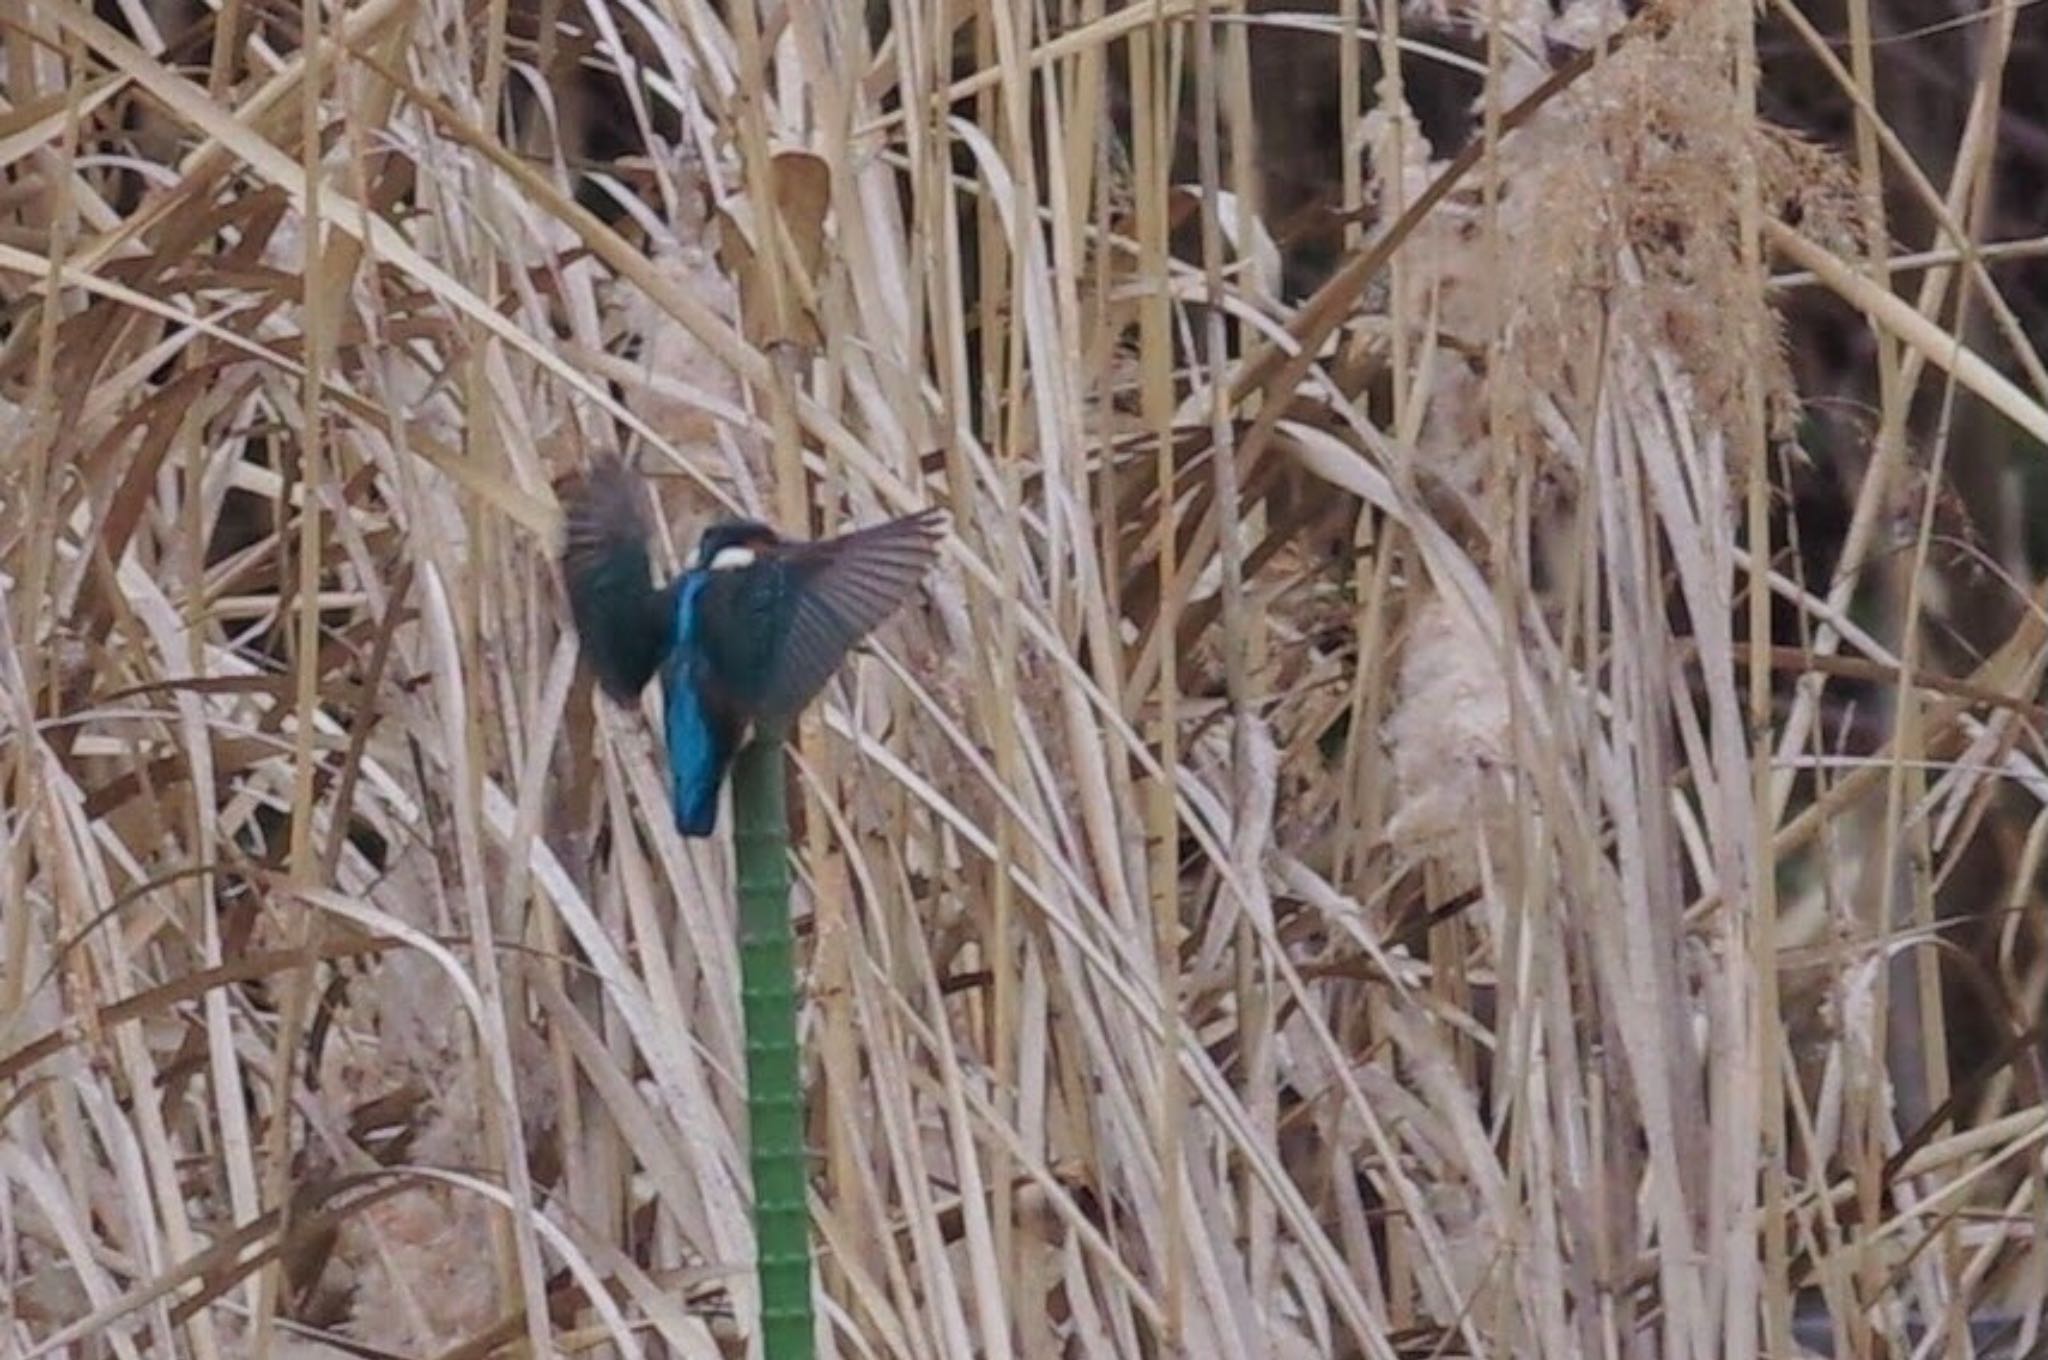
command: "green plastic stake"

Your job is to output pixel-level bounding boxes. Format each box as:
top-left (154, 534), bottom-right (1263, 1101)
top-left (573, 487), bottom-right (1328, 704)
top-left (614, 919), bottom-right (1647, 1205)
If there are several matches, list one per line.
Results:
top-left (730, 730), bottom-right (813, 1360)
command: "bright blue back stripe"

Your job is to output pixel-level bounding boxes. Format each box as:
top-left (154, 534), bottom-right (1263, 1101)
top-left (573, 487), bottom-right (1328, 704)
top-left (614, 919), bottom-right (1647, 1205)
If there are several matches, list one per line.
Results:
top-left (663, 575), bottom-right (724, 834)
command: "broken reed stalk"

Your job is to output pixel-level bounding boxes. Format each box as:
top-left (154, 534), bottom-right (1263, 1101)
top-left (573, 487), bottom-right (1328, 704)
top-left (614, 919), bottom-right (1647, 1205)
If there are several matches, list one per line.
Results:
top-left (731, 731), bottom-right (814, 1360)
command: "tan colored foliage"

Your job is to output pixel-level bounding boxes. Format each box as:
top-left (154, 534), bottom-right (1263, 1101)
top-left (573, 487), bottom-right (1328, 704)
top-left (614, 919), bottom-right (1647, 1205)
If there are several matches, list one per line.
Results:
top-left (3, 0), bottom-right (2046, 1356)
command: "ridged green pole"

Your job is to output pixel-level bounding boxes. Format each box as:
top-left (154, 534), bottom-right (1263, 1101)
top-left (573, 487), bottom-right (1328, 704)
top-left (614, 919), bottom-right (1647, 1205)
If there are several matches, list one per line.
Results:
top-left (730, 731), bottom-right (813, 1360)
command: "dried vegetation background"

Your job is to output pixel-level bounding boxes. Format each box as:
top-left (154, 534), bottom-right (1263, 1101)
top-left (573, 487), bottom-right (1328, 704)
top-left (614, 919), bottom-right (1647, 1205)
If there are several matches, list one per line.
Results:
top-left (3, 0), bottom-right (2048, 1356)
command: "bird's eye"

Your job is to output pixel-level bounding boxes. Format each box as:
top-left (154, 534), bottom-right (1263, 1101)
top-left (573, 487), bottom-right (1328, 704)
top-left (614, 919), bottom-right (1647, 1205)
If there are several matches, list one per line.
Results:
top-left (708, 545), bottom-right (757, 571)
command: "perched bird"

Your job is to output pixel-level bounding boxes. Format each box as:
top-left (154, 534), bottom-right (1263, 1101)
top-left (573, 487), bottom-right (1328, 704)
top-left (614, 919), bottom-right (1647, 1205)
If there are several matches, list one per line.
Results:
top-left (560, 456), bottom-right (944, 836)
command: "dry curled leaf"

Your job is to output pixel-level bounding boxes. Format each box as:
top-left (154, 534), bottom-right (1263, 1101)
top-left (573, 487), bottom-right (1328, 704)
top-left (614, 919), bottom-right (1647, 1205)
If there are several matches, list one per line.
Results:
top-left (717, 149), bottom-right (833, 348)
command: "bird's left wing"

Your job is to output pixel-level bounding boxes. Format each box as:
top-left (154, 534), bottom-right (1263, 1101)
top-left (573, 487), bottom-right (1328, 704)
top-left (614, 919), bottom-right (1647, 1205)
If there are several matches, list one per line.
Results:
top-left (559, 455), bottom-right (676, 702)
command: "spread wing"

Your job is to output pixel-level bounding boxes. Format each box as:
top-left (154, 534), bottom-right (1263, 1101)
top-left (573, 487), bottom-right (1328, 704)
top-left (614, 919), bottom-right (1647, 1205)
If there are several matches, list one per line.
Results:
top-left (697, 507), bottom-right (945, 722)
top-left (559, 455), bottom-right (675, 702)
top-left (761, 507), bottom-right (945, 717)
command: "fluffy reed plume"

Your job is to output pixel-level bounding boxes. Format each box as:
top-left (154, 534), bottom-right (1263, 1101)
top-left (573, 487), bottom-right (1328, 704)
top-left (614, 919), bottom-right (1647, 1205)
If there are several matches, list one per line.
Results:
top-left (3, 0), bottom-right (2047, 1357)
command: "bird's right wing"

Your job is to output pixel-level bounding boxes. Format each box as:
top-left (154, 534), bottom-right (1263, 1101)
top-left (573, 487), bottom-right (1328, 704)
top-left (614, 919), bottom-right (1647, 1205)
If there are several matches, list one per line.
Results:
top-left (757, 508), bottom-right (946, 719)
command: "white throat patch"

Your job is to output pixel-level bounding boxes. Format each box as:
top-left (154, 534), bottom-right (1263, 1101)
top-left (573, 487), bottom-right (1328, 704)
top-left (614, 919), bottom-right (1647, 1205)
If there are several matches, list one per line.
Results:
top-left (707, 545), bottom-right (758, 571)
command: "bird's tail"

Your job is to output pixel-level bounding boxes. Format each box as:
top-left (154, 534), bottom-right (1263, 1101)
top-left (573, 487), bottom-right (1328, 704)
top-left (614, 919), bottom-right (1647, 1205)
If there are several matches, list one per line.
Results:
top-left (558, 456), bottom-right (675, 702)
top-left (672, 735), bottom-right (739, 836)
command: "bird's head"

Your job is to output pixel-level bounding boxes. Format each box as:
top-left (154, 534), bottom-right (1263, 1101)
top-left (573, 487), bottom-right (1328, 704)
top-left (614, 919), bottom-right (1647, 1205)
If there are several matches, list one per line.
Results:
top-left (691, 520), bottom-right (782, 572)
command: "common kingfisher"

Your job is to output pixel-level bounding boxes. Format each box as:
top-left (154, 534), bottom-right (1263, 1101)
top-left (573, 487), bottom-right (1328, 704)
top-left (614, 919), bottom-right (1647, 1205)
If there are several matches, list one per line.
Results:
top-left (559, 456), bottom-right (944, 837)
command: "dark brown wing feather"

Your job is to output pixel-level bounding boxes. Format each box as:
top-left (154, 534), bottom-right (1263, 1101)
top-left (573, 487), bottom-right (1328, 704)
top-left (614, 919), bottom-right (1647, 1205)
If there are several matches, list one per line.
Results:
top-left (559, 455), bottom-right (676, 702)
top-left (758, 507), bottom-right (945, 718)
